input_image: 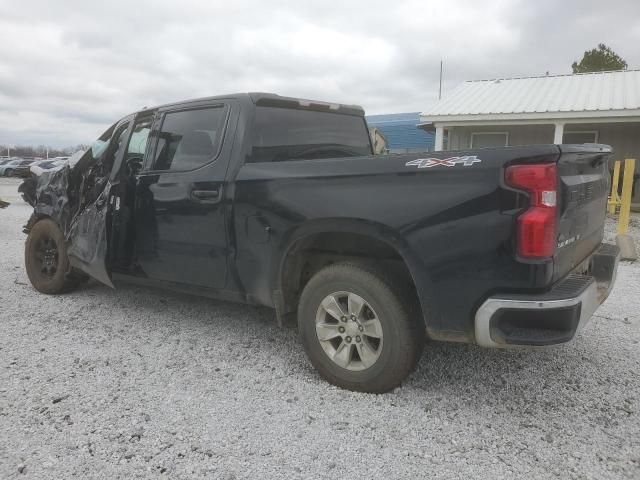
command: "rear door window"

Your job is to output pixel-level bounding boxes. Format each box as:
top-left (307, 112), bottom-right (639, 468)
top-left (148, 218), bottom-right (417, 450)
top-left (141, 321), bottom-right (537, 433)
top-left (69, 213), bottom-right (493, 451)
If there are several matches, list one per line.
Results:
top-left (249, 107), bottom-right (372, 163)
top-left (152, 106), bottom-right (226, 172)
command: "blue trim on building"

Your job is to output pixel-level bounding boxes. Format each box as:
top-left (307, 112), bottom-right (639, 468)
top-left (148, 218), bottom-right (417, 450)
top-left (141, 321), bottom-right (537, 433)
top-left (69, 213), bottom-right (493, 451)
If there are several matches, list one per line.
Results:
top-left (366, 112), bottom-right (434, 152)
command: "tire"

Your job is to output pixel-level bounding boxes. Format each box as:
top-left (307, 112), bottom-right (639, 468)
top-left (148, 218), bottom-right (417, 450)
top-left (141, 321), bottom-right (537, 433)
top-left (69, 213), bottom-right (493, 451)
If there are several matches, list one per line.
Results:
top-left (25, 218), bottom-right (80, 294)
top-left (298, 263), bottom-right (424, 393)
top-left (5, 169), bottom-right (13, 177)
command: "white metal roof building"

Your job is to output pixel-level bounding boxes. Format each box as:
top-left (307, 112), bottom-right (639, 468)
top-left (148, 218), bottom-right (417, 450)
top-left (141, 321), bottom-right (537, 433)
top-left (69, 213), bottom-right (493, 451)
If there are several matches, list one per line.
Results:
top-left (423, 70), bottom-right (640, 119)
top-left (420, 69), bottom-right (640, 200)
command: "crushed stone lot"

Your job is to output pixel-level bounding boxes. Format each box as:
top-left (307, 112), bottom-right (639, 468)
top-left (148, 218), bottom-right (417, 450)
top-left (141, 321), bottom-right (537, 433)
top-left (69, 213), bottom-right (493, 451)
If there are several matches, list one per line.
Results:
top-left (1, 177), bottom-right (639, 479)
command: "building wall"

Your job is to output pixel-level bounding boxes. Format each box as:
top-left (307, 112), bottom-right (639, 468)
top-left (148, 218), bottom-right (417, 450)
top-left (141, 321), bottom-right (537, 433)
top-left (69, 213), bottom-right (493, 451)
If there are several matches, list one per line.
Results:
top-left (448, 124), bottom-right (554, 150)
top-left (566, 123), bottom-right (640, 161)
top-left (447, 122), bottom-right (640, 201)
top-left (448, 122), bottom-right (640, 159)
top-left (366, 112), bottom-right (435, 152)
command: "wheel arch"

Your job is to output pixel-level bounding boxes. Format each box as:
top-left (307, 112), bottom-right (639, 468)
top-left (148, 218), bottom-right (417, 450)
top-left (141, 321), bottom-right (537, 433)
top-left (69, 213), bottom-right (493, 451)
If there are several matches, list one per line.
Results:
top-left (272, 218), bottom-right (436, 332)
top-left (23, 211), bottom-right (53, 234)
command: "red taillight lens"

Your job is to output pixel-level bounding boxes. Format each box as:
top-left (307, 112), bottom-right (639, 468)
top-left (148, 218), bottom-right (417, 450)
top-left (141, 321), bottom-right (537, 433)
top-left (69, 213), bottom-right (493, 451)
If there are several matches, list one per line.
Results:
top-left (505, 164), bottom-right (557, 259)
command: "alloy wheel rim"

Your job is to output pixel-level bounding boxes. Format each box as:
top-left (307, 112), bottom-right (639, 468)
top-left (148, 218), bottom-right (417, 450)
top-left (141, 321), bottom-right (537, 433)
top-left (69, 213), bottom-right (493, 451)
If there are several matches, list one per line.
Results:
top-left (315, 291), bottom-right (383, 371)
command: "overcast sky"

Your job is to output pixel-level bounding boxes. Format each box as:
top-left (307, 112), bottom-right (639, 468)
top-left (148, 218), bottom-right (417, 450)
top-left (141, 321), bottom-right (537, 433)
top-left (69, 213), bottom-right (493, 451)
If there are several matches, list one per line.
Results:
top-left (1, 0), bottom-right (639, 148)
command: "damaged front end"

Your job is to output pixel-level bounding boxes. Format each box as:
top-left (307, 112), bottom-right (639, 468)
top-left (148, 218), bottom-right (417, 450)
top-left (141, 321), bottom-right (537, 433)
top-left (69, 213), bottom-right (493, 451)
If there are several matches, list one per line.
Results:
top-left (20, 164), bottom-right (74, 234)
top-left (19, 138), bottom-right (118, 288)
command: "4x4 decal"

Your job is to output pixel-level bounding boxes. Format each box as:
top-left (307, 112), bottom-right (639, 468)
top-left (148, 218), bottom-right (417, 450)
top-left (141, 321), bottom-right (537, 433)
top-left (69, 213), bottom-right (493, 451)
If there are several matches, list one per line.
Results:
top-left (405, 156), bottom-right (481, 169)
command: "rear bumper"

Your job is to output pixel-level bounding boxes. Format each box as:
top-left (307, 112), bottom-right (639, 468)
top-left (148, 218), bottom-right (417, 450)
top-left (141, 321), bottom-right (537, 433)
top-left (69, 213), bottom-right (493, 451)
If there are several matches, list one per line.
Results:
top-left (475, 243), bottom-right (620, 347)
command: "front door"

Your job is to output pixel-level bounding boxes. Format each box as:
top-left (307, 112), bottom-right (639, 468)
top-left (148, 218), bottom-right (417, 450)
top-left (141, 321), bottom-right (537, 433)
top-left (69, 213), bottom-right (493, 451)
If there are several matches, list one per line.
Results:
top-left (133, 101), bottom-right (234, 289)
top-left (67, 117), bottom-right (133, 287)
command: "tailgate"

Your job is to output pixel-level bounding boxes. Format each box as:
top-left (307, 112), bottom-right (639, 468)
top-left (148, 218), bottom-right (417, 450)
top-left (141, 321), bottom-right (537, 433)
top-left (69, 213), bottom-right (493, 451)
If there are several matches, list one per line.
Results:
top-left (553, 144), bottom-right (612, 281)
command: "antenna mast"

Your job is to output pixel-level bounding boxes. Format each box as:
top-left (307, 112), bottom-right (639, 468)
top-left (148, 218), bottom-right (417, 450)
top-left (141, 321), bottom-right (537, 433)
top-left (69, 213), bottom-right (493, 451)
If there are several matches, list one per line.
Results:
top-left (439, 60), bottom-right (443, 100)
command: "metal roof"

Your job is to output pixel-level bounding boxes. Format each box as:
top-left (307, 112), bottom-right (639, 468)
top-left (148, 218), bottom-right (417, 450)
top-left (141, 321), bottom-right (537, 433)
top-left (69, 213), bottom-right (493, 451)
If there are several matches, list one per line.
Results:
top-left (366, 112), bottom-right (434, 150)
top-left (366, 112), bottom-right (423, 124)
top-left (421, 70), bottom-right (640, 120)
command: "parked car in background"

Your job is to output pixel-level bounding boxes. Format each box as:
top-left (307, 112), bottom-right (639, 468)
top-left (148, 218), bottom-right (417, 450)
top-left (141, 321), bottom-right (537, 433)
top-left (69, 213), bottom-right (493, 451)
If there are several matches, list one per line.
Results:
top-left (10, 159), bottom-right (39, 178)
top-left (0, 159), bottom-right (24, 176)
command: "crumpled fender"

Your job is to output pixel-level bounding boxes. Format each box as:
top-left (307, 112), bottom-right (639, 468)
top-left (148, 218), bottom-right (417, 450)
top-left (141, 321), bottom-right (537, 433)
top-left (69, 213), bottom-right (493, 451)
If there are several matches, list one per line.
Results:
top-left (19, 165), bottom-right (73, 234)
top-left (66, 185), bottom-right (114, 288)
top-left (19, 154), bottom-right (115, 289)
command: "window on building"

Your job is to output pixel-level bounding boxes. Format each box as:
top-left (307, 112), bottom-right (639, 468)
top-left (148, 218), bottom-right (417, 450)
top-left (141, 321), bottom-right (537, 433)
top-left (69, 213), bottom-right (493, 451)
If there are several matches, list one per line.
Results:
top-left (152, 106), bottom-right (226, 171)
top-left (470, 132), bottom-right (509, 148)
top-left (563, 131), bottom-right (598, 144)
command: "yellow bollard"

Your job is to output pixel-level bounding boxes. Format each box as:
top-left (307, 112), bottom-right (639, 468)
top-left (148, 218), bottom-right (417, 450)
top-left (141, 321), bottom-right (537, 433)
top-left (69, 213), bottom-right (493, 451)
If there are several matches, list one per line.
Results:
top-left (617, 159), bottom-right (636, 235)
top-left (609, 160), bottom-right (621, 215)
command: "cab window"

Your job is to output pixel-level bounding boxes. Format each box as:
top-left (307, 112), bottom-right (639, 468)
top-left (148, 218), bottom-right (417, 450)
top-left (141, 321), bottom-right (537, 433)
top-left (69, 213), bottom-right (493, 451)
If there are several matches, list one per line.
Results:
top-left (249, 107), bottom-right (372, 163)
top-left (152, 106), bottom-right (226, 172)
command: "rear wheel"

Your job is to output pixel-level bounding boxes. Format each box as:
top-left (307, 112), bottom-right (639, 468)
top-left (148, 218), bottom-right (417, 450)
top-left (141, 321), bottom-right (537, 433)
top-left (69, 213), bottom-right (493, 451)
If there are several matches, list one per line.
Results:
top-left (25, 218), bottom-right (80, 294)
top-left (298, 263), bottom-right (424, 393)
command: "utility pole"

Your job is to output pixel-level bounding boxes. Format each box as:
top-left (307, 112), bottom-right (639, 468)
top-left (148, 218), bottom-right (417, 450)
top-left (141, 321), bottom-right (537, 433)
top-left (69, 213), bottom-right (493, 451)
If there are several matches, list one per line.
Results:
top-left (439, 60), bottom-right (443, 100)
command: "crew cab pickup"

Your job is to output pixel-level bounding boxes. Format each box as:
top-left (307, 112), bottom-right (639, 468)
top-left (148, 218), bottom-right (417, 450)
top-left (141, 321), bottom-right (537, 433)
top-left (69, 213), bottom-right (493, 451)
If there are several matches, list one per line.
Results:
top-left (20, 93), bottom-right (619, 393)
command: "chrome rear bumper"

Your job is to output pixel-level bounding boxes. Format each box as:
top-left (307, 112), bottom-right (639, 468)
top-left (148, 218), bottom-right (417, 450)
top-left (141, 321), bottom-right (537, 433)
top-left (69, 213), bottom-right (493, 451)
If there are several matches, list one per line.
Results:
top-left (474, 243), bottom-right (620, 348)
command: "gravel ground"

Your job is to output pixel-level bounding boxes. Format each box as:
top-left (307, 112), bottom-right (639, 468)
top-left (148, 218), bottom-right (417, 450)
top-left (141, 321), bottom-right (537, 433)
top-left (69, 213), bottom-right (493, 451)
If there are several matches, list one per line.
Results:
top-left (1, 177), bottom-right (639, 479)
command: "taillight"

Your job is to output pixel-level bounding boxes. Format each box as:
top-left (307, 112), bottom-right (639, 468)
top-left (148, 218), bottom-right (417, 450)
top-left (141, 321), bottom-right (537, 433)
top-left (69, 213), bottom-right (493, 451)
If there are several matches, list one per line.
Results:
top-left (505, 163), bottom-right (557, 259)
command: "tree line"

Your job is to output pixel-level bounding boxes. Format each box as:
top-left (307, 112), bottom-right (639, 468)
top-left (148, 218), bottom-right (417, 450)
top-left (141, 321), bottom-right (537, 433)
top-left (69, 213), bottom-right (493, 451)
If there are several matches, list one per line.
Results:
top-left (1, 144), bottom-right (88, 158)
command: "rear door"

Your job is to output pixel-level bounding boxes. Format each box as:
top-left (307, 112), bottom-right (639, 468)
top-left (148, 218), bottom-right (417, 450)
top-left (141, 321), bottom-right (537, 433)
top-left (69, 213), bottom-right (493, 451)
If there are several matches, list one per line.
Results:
top-left (554, 144), bottom-right (612, 281)
top-left (133, 100), bottom-right (236, 289)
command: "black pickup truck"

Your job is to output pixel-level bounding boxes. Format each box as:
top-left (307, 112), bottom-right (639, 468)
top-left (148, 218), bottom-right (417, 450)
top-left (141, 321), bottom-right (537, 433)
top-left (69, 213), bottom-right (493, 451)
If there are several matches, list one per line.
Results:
top-left (19, 93), bottom-right (619, 393)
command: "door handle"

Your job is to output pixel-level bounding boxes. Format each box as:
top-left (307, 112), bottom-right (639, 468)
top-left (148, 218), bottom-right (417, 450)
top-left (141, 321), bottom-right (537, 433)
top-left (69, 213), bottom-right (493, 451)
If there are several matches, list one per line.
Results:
top-left (191, 189), bottom-right (220, 201)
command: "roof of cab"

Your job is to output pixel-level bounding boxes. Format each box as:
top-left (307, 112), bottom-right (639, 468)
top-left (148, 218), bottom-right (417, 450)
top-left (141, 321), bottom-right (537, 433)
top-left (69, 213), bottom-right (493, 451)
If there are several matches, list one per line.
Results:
top-left (135, 92), bottom-right (365, 117)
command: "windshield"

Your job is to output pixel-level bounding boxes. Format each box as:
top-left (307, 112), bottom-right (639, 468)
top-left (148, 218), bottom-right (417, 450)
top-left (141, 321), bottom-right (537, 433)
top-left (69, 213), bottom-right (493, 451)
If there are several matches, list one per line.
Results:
top-left (69, 121), bottom-right (120, 171)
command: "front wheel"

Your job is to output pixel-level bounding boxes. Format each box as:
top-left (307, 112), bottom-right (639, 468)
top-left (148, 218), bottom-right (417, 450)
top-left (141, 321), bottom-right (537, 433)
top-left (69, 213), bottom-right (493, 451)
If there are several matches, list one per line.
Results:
top-left (25, 218), bottom-right (81, 294)
top-left (5, 168), bottom-right (14, 177)
top-left (298, 263), bottom-right (424, 393)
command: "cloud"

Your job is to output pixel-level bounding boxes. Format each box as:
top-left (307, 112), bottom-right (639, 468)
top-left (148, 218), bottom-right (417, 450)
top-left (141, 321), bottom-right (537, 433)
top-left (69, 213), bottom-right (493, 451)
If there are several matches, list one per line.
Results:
top-left (0, 0), bottom-right (639, 147)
